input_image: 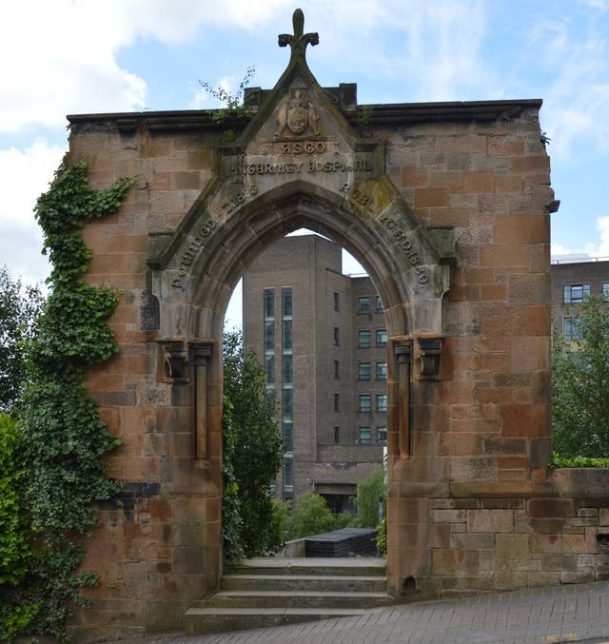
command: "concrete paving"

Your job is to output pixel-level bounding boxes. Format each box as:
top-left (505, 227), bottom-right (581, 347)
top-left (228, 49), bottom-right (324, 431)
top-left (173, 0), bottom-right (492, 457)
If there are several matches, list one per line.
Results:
top-left (120, 580), bottom-right (609, 643)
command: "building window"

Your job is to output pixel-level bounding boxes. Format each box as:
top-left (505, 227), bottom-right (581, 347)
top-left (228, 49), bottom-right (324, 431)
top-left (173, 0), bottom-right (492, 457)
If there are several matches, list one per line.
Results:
top-left (265, 354), bottom-right (274, 385)
top-left (604, 283), bottom-right (609, 300)
top-left (376, 393), bottom-right (388, 412)
top-left (334, 425), bottom-right (340, 444)
top-left (358, 296), bottom-right (371, 313)
top-left (376, 329), bottom-right (388, 348)
top-left (359, 394), bottom-right (371, 412)
top-left (283, 320), bottom-right (293, 351)
top-left (263, 288), bottom-right (274, 319)
top-left (375, 295), bottom-right (383, 313)
top-left (334, 393), bottom-right (340, 412)
top-left (334, 326), bottom-right (340, 346)
top-left (281, 287), bottom-right (293, 318)
top-left (264, 320), bottom-right (274, 352)
top-left (334, 291), bottom-right (340, 312)
top-left (282, 388), bottom-right (293, 420)
top-left (377, 426), bottom-right (387, 445)
top-left (334, 360), bottom-right (340, 380)
top-left (358, 362), bottom-right (371, 381)
top-left (563, 316), bottom-right (583, 341)
top-left (283, 354), bottom-right (293, 384)
top-left (359, 426), bottom-right (372, 445)
top-left (358, 330), bottom-right (371, 348)
top-left (563, 284), bottom-right (590, 304)
top-left (376, 361), bottom-right (388, 380)
top-left (283, 455), bottom-right (293, 499)
top-left (283, 420), bottom-right (293, 451)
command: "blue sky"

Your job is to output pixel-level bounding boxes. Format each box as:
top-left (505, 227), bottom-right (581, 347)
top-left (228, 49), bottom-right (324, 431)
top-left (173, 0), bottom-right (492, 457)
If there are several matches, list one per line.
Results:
top-left (1, 0), bottom-right (608, 305)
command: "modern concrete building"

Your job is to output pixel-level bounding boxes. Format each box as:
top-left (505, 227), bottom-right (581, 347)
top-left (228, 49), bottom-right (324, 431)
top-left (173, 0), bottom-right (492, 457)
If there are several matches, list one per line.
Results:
top-left (551, 256), bottom-right (609, 339)
top-left (242, 235), bottom-right (386, 512)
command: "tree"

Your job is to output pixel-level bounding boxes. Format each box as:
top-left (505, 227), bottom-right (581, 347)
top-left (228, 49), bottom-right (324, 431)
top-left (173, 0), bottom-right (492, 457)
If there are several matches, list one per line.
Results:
top-left (222, 330), bottom-right (282, 558)
top-left (552, 295), bottom-right (609, 457)
top-left (0, 266), bottom-right (44, 412)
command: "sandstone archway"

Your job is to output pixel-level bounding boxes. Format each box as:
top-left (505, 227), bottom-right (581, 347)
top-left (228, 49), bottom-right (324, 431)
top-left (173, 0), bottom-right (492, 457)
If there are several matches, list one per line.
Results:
top-left (146, 9), bottom-right (451, 597)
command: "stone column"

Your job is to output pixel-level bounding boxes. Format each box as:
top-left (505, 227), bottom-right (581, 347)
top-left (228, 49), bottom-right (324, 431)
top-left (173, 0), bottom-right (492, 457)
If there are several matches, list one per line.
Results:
top-left (394, 340), bottom-right (413, 458)
top-left (192, 343), bottom-right (212, 460)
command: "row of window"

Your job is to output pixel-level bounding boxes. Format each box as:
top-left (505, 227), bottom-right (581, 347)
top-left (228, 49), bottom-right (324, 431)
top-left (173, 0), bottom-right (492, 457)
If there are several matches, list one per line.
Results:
top-left (358, 361), bottom-right (387, 381)
top-left (333, 292), bottom-right (384, 314)
top-left (358, 329), bottom-right (387, 348)
top-left (357, 295), bottom-right (384, 314)
top-left (264, 287), bottom-right (295, 500)
top-left (332, 425), bottom-right (387, 445)
top-left (333, 328), bottom-right (387, 348)
top-left (563, 283), bottom-right (609, 304)
top-left (358, 426), bottom-right (387, 445)
top-left (333, 393), bottom-right (387, 412)
top-left (359, 393), bottom-right (387, 412)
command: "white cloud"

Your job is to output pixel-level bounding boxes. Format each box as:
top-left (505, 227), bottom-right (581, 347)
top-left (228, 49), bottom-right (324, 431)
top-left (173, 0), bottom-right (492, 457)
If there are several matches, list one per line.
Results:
top-left (529, 20), bottom-right (609, 159)
top-left (585, 216), bottom-right (609, 258)
top-left (0, 142), bottom-right (65, 283)
top-left (0, 0), bottom-right (298, 134)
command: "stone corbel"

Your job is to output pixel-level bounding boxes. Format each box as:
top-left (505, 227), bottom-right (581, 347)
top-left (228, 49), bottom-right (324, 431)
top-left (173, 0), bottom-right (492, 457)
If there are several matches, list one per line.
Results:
top-left (159, 339), bottom-right (190, 384)
top-left (191, 342), bottom-right (213, 461)
top-left (394, 340), bottom-right (413, 458)
top-left (418, 338), bottom-right (443, 381)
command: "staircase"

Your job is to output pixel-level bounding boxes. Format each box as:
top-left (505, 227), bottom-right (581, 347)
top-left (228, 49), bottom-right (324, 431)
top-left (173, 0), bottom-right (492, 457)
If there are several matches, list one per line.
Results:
top-left (184, 557), bottom-right (393, 635)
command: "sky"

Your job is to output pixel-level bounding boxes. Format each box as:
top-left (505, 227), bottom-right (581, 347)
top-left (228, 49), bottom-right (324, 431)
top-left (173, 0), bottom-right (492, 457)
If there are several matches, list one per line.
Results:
top-left (1, 0), bottom-right (608, 324)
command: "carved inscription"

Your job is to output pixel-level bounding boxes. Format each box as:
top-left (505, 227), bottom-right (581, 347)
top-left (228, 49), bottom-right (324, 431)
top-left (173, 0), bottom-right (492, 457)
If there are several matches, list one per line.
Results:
top-left (225, 156), bottom-right (372, 177)
top-left (280, 141), bottom-right (328, 154)
top-left (222, 185), bottom-right (258, 215)
top-left (380, 216), bottom-right (429, 284)
top-left (172, 219), bottom-right (217, 289)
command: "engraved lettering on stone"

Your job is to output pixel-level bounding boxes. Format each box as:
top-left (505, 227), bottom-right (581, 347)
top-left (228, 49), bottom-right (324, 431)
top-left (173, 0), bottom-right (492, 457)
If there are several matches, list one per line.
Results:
top-left (280, 141), bottom-right (328, 154)
top-left (222, 185), bottom-right (259, 215)
top-left (172, 219), bottom-right (217, 289)
top-left (380, 216), bottom-right (429, 284)
top-left (224, 156), bottom-right (373, 177)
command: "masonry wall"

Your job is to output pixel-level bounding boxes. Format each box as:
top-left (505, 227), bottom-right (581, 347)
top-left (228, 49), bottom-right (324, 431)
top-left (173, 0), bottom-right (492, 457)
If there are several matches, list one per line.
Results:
top-left (64, 103), bottom-right (609, 639)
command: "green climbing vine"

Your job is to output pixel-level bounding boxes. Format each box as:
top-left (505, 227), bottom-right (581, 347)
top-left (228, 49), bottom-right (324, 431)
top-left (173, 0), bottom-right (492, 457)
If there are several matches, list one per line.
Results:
top-left (0, 159), bottom-right (133, 641)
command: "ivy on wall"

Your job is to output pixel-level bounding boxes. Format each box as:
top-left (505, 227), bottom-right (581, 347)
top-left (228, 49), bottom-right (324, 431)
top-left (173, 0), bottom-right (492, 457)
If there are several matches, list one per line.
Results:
top-left (0, 159), bottom-right (133, 641)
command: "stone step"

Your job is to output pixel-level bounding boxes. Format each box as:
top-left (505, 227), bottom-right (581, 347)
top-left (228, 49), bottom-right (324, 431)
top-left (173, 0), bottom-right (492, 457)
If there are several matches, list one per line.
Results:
top-left (228, 556), bottom-right (386, 577)
top-left (202, 589), bottom-right (394, 609)
top-left (221, 573), bottom-right (387, 593)
top-left (184, 607), bottom-right (367, 635)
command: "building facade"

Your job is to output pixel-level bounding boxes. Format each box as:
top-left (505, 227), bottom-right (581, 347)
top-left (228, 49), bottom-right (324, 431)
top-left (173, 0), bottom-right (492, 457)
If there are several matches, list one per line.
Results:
top-left (551, 257), bottom-right (609, 339)
top-left (243, 235), bottom-right (386, 512)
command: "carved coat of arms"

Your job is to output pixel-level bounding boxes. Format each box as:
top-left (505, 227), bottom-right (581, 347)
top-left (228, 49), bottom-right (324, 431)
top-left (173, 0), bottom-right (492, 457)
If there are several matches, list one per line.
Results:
top-left (276, 89), bottom-right (320, 138)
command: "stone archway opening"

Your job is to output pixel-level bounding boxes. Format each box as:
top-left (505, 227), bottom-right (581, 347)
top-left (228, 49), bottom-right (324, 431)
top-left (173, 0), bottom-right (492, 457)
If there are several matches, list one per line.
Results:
top-left (219, 216), bottom-right (397, 554)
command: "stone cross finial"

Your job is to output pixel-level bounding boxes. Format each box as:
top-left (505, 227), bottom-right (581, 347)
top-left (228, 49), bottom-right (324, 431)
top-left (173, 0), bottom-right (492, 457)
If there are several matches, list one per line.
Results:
top-left (278, 8), bottom-right (319, 64)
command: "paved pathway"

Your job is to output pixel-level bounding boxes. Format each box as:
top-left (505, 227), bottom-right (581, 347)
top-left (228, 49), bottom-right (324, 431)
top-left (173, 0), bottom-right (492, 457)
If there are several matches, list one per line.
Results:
top-left (123, 581), bottom-right (609, 643)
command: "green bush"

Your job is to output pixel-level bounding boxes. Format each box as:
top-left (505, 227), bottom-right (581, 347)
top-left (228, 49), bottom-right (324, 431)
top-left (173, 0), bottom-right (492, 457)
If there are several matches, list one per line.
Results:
top-left (0, 159), bottom-right (133, 641)
top-left (553, 295), bottom-right (609, 458)
top-left (353, 467), bottom-right (385, 528)
top-left (222, 331), bottom-right (282, 559)
top-left (287, 492), bottom-right (336, 539)
top-left (0, 413), bottom-right (40, 641)
top-left (376, 516), bottom-right (387, 554)
top-left (551, 454), bottom-right (609, 468)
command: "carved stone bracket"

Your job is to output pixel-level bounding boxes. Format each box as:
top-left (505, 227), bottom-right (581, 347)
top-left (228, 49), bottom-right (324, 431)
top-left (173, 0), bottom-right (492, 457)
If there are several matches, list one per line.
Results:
top-left (158, 339), bottom-right (190, 384)
top-left (394, 340), bottom-right (413, 458)
top-left (418, 338), bottom-right (443, 381)
top-left (191, 342), bottom-right (213, 461)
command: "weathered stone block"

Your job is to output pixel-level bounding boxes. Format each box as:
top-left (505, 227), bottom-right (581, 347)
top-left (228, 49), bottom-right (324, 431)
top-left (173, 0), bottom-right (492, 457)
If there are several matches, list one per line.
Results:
top-left (495, 533), bottom-right (528, 559)
top-left (467, 509), bottom-right (514, 533)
